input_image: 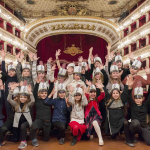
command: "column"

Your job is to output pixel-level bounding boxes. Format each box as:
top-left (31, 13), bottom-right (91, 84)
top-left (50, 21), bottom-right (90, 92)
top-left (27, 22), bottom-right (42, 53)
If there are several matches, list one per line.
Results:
top-left (121, 48), bottom-right (124, 56)
top-left (121, 30), bottom-right (124, 38)
top-left (136, 19), bottom-right (139, 29)
top-left (146, 35), bottom-right (149, 45)
top-left (4, 41), bottom-right (7, 52)
top-left (20, 31), bottom-right (23, 39)
top-left (3, 20), bottom-right (7, 30)
top-left (13, 26), bottom-right (16, 35)
top-left (13, 46), bottom-right (16, 55)
top-left (146, 12), bottom-right (149, 23)
top-left (136, 39), bottom-right (139, 49)
top-left (129, 44), bottom-right (131, 53)
top-left (128, 25), bottom-right (131, 34)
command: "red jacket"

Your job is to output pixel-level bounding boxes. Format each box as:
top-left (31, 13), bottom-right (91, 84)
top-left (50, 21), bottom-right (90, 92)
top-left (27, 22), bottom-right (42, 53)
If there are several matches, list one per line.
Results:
top-left (85, 92), bottom-right (105, 119)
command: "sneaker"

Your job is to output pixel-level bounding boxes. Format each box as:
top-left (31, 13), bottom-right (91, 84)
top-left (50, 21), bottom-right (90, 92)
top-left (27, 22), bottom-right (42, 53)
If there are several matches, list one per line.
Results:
top-left (32, 139), bottom-right (39, 147)
top-left (125, 141), bottom-right (135, 147)
top-left (18, 141), bottom-right (27, 149)
top-left (59, 138), bottom-right (65, 145)
top-left (71, 136), bottom-right (77, 146)
top-left (0, 141), bottom-right (5, 147)
top-left (99, 139), bottom-right (104, 146)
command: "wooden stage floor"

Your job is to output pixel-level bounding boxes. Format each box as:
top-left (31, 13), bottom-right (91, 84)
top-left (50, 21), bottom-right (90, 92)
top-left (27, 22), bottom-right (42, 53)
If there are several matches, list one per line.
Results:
top-left (0, 131), bottom-right (149, 150)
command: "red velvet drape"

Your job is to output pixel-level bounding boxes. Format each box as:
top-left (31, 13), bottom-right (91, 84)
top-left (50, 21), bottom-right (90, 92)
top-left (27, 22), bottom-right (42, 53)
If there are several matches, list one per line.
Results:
top-left (37, 34), bottom-right (108, 64)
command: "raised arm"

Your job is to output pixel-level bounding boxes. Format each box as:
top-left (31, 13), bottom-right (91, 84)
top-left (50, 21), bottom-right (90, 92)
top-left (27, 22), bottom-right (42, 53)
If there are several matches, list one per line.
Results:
top-left (26, 84), bottom-right (35, 107)
top-left (7, 90), bottom-right (17, 107)
top-left (0, 71), bottom-right (7, 84)
top-left (81, 95), bottom-right (88, 107)
top-left (55, 49), bottom-right (61, 70)
top-left (48, 81), bottom-right (54, 95)
top-left (46, 57), bottom-right (52, 81)
top-left (32, 60), bottom-right (38, 83)
top-left (33, 83), bottom-right (39, 102)
top-left (68, 94), bottom-right (74, 106)
top-left (101, 68), bottom-right (109, 87)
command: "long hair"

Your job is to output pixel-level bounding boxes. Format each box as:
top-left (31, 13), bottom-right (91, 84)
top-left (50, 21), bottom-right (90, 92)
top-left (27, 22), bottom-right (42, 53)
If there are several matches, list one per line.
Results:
top-left (74, 95), bottom-right (82, 107)
top-left (15, 95), bottom-right (30, 112)
top-left (110, 73), bottom-right (121, 84)
top-left (92, 74), bottom-right (104, 85)
top-left (106, 89), bottom-right (121, 108)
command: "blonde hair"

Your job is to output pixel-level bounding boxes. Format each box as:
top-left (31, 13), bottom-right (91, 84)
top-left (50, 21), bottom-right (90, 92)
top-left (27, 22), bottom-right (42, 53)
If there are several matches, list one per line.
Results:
top-left (15, 95), bottom-right (30, 112)
top-left (92, 74), bottom-right (104, 85)
top-left (110, 73), bottom-right (121, 84)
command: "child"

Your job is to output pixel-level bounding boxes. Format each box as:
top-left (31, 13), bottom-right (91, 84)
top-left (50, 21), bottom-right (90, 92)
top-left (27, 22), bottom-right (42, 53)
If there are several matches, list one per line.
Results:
top-left (122, 57), bottom-right (150, 99)
top-left (68, 85), bottom-right (88, 146)
top-left (16, 52), bottom-right (34, 92)
top-left (29, 78), bottom-right (54, 147)
top-left (128, 81), bottom-right (150, 146)
top-left (0, 82), bottom-right (20, 146)
top-left (31, 53), bottom-right (52, 87)
top-left (7, 82), bottom-right (35, 149)
top-left (106, 77), bottom-right (134, 147)
top-left (106, 62), bottom-right (124, 92)
top-left (1, 50), bottom-right (18, 117)
top-left (44, 83), bottom-right (71, 145)
top-left (69, 66), bottom-right (86, 95)
top-left (85, 83), bottom-right (105, 145)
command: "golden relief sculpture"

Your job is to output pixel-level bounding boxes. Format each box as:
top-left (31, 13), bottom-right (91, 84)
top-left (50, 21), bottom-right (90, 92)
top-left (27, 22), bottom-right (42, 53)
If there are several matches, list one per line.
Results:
top-left (64, 44), bottom-right (83, 56)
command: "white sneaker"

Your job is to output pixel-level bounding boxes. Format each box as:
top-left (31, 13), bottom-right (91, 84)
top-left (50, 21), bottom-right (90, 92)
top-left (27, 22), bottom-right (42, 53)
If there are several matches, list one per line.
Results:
top-left (99, 139), bottom-right (104, 146)
top-left (18, 141), bottom-right (27, 149)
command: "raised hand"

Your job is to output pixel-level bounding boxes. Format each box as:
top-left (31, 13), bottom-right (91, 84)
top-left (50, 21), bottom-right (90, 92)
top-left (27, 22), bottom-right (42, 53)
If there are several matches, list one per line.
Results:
top-left (95, 82), bottom-right (104, 90)
top-left (143, 67), bottom-right (150, 74)
top-left (106, 43), bottom-right (111, 51)
top-left (10, 82), bottom-right (18, 91)
top-left (55, 49), bottom-right (61, 57)
top-left (89, 47), bottom-right (93, 54)
top-left (36, 76), bottom-right (42, 83)
top-left (90, 54), bottom-right (94, 63)
top-left (15, 52), bottom-right (20, 61)
top-left (28, 52), bottom-right (33, 61)
top-left (20, 52), bottom-right (24, 60)
top-left (129, 52), bottom-right (134, 62)
top-left (20, 81), bottom-right (24, 86)
top-left (86, 79), bottom-right (91, 86)
top-left (110, 51), bottom-right (115, 59)
top-left (47, 57), bottom-right (52, 63)
top-left (99, 63), bottom-right (104, 70)
top-left (33, 53), bottom-right (40, 61)
top-left (126, 75), bottom-right (134, 88)
top-left (48, 87), bottom-right (56, 98)
top-left (51, 64), bottom-right (56, 71)
top-left (69, 85), bottom-right (74, 93)
top-left (27, 84), bottom-right (32, 94)
top-left (85, 64), bottom-right (89, 71)
top-left (0, 50), bottom-right (6, 60)
top-left (78, 56), bottom-right (83, 63)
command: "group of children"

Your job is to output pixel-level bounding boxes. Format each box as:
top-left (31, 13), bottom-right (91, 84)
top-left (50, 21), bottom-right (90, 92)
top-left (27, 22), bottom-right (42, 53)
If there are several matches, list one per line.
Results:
top-left (0, 43), bottom-right (150, 149)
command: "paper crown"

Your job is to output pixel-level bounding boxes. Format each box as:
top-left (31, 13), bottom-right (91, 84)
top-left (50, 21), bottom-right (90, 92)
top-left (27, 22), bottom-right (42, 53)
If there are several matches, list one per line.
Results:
top-left (8, 62), bottom-right (16, 71)
top-left (131, 57), bottom-right (142, 70)
top-left (94, 55), bottom-right (102, 64)
top-left (13, 87), bottom-right (20, 97)
top-left (20, 81), bottom-right (29, 95)
top-left (111, 81), bottom-right (120, 91)
top-left (58, 68), bottom-right (67, 77)
top-left (134, 81), bottom-right (143, 98)
top-left (67, 63), bottom-right (75, 69)
top-left (115, 53), bottom-right (122, 62)
top-left (94, 67), bottom-right (103, 76)
top-left (37, 61), bottom-right (45, 72)
top-left (74, 66), bottom-right (82, 74)
top-left (23, 63), bottom-right (30, 70)
top-left (74, 87), bottom-right (83, 95)
top-left (58, 83), bottom-right (66, 92)
top-left (90, 84), bottom-right (96, 91)
top-left (38, 82), bottom-right (47, 92)
top-left (110, 63), bottom-right (119, 73)
top-left (81, 61), bottom-right (87, 68)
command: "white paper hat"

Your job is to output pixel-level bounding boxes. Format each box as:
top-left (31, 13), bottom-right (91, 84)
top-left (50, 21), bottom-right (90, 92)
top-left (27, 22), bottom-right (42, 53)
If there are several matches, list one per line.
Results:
top-left (13, 87), bottom-right (19, 97)
top-left (67, 63), bottom-right (75, 69)
top-left (37, 61), bottom-right (45, 72)
top-left (110, 62), bottom-right (119, 73)
top-left (94, 55), bottom-right (102, 64)
top-left (8, 62), bottom-right (16, 71)
top-left (23, 63), bottom-right (30, 70)
top-left (58, 68), bottom-right (67, 77)
top-left (58, 83), bottom-right (66, 93)
top-left (111, 82), bottom-right (120, 91)
top-left (81, 62), bottom-right (87, 68)
top-left (115, 53), bottom-right (122, 62)
top-left (74, 66), bottom-right (82, 74)
top-left (131, 57), bottom-right (142, 70)
top-left (134, 81), bottom-right (143, 98)
top-left (38, 82), bottom-right (47, 92)
top-left (90, 84), bottom-right (96, 91)
top-left (74, 86), bottom-right (83, 96)
top-left (94, 67), bottom-right (103, 76)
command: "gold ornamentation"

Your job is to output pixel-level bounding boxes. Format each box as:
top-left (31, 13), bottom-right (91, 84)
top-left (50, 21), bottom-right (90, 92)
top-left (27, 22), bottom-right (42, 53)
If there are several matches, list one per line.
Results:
top-left (64, 44), bottom-right (83, 56)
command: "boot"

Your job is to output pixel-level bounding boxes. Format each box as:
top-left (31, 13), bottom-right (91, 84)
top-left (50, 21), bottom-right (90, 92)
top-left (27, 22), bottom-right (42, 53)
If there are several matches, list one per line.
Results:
top-left (71, 136), bottom-right (77, 146)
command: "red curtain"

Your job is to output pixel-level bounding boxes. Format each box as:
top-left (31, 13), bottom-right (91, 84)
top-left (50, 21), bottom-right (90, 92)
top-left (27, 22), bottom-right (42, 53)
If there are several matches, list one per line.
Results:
top-left (37, 34), bottom-right (108, 65)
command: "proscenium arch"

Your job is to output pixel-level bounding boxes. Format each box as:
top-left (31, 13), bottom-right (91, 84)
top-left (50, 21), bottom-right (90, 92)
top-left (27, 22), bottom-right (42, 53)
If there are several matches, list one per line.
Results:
top-left (24, 16), bottom-right (120, 48)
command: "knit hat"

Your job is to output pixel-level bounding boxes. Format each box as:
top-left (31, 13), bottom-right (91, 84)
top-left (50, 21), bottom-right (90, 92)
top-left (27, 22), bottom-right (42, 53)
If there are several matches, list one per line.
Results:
top-left (115, 53), bottom-right (122, 63)
top-left (134, 81), bottom-right (143, 99)
top-left (111, 81), bottom-right (120, 91)
top-left (81, 61), bottom-right (87, 68)
top-left (58, 64), bottom-right (67, 77)
top-left (37, 61), bottom-right (45, 73)
top-left (131, 57), bottom-right (142, 70)
top-left (58, 80), bottom-right (66, 93)
top-left (13, 87), bottom-right (19, 97)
